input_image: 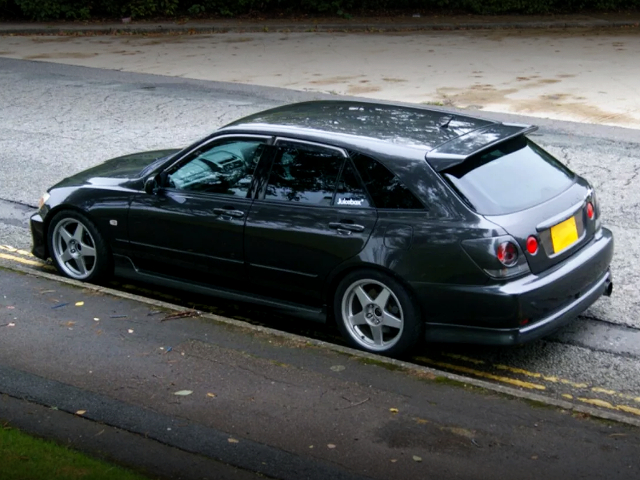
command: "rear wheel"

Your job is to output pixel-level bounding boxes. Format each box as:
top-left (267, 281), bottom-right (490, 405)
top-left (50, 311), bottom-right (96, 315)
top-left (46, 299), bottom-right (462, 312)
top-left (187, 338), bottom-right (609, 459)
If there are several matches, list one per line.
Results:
top-left (334, 269), bottom-right (423, 357)
top-left (48, 211), bottom-right (111, 282)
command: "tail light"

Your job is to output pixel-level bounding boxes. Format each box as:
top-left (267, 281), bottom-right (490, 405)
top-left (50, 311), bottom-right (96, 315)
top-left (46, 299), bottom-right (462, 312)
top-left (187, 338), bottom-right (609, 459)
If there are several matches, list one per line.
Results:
top-left (586, 202), bottom-right (594, 220)
top-left (497, 241), bottom-right (518, 266)
top-left (462, 236), bottom-right (530, 279)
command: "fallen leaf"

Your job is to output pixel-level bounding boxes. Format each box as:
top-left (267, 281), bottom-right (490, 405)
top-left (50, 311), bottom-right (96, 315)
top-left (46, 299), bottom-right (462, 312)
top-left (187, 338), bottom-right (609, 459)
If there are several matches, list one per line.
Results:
top-left (75, 410), bottom-right (86, 415)
top-left (174, 390), bottom-right (193, 396)
top-left (64, 321), bottom-right (76, 327)
top-left (390, 459), bottom-right (397, 463)
top-left (327, 444), bottom-right (336, 449)
top-left (389, 408), bottom-right (399, 414)
top-left (75, 301), bottom-right (84, 306)
top-left (228, 438), bottom-right (239, 444)
top-left (206, 393), bottom-right (216, 398)
top-left (330, 365), bottom-right (345, 372)
top-left (413, 455), bottom-right (422, 462)
top-left (531, 455), bottom-right (538, 460)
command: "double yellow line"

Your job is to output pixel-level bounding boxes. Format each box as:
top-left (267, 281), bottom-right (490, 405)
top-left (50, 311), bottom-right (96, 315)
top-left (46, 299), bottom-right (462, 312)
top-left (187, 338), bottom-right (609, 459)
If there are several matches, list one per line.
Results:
top-left (0, 244), bottom-right (51, 268)
top-left (417, 353), bottom-right (640, 418)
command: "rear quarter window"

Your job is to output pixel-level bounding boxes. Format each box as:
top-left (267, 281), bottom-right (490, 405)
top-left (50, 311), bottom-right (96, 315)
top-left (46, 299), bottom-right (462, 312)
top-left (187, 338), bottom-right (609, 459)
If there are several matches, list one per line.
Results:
top-left (442, 137), bottom-right (575, 215)
top-left (352, 153), bottom-right (424, 210)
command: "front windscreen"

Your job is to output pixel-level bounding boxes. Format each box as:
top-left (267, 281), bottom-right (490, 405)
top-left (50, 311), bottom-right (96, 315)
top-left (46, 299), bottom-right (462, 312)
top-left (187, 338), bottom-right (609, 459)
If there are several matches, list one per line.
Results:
top-left (442, 136), bottom-right (575, 215)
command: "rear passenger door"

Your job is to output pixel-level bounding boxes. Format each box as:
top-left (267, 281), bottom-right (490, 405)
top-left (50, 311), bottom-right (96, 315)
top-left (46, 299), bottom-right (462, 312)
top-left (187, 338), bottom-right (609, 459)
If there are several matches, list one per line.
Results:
top-left (244, 139), bottom-right (378, 306)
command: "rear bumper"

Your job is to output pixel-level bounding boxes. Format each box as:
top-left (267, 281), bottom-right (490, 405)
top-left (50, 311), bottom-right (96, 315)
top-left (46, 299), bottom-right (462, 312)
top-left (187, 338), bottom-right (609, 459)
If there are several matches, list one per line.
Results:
top-left (417, 227), bottom-right (614, 345)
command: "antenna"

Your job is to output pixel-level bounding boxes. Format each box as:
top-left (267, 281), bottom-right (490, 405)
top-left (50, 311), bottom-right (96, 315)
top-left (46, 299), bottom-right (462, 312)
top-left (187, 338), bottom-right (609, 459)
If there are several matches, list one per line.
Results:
top-left (439, 115), bottom-right (453, 129)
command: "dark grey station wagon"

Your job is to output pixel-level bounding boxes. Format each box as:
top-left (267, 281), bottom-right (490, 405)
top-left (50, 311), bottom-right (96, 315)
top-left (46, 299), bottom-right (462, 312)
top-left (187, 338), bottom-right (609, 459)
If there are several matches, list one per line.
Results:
top-left (31, 101), bottom-right (613, 356)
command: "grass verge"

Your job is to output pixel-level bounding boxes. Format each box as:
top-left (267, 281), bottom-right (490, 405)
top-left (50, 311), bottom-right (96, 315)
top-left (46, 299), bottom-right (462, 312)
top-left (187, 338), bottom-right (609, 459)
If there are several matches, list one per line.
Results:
top-left (0, 425), bottom-right (152, 480)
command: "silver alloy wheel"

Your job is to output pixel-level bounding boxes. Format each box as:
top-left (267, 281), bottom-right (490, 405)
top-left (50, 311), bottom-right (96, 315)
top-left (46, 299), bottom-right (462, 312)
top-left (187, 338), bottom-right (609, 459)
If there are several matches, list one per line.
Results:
top-left (51, 218), bottom-right (98, 280)
top-left (341, 278), bottom-right (404, 351)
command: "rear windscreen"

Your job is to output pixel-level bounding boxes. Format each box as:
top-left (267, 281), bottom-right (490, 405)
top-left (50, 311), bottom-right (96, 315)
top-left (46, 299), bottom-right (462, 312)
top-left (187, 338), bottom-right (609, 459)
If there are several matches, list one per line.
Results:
top-left (442, 136), bottom-right (575, 215)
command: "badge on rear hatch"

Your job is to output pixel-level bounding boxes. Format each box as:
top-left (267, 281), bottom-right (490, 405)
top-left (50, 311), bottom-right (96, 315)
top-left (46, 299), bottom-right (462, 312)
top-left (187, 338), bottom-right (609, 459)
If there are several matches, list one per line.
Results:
top-left (550, 216), bottom-right (579, 253)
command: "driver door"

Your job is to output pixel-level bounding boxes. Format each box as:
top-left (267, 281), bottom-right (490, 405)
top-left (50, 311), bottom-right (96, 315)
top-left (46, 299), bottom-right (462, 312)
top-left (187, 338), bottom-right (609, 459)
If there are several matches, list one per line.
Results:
top-left (127, 135), bottom-right (270, 287)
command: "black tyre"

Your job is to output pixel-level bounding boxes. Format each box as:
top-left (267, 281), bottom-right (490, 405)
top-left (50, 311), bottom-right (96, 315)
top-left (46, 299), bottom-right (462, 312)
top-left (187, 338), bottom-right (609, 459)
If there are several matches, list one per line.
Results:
top-left (47, 210), bottom-right (111, 282)
top-left (334, 269), bottom-right (423, 357)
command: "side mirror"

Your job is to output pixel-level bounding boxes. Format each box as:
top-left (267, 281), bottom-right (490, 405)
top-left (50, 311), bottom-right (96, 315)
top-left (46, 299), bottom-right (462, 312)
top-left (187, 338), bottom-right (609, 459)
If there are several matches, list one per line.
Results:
top-left (144, 175), bottom-right (159, 195)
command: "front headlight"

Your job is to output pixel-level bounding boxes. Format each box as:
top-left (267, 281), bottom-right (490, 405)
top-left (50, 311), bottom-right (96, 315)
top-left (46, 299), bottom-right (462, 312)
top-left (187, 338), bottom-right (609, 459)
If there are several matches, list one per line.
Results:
top-left (38, 192), bottom-right (50, 210)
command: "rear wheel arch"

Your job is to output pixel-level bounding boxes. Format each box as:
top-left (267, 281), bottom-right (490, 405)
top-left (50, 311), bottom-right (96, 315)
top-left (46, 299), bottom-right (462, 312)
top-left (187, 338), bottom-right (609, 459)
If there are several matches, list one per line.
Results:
top-left (331, 266), bottom-right (424, 357)
top-left (324, 262), bottom-right (425, 324)
top-left (326, 263), bottom-right (419, 308)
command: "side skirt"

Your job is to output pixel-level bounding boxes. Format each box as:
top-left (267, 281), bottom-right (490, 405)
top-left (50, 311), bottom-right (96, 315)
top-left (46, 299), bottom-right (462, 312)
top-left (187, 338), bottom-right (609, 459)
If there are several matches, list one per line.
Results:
top-left (113, 254), bottom-right (327, 323)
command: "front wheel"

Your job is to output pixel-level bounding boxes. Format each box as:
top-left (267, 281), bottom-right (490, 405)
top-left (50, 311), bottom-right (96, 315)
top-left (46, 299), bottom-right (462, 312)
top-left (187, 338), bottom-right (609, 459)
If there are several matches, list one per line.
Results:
top-left (47, 211), bottom-right (111, 282)
top-left (334, 270), bottom-right (423, 357)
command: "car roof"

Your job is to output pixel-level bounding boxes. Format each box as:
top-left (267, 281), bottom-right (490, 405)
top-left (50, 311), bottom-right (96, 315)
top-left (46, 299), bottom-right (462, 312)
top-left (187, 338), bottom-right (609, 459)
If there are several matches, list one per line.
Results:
top-left (222, 100), bottom-right (489, 148)
top-left (221, 101), bottom-right (536, 170)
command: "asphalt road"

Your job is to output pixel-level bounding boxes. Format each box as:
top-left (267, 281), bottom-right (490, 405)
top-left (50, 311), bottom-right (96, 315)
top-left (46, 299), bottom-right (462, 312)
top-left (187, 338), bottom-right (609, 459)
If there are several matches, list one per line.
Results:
top-left (2, 57), bottom-right (640, 421)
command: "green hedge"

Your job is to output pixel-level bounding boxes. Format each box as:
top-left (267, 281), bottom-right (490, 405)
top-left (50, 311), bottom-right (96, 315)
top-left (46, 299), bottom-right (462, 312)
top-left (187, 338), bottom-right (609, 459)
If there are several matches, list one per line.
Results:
top-left (2, 0), bottom-right (640, 20)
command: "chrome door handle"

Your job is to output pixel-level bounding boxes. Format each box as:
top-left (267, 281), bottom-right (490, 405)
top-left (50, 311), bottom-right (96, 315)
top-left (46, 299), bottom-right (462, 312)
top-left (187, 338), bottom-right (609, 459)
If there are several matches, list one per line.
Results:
top-left (329, 222), bottom-right (365, 233)
top-left (214, 208), bottom-right (244, 218)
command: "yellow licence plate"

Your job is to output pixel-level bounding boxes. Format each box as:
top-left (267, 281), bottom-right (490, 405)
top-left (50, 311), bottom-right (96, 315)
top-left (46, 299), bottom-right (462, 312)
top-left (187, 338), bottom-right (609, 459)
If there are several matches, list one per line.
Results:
top-left (550, 216), bottom-right (579, 253)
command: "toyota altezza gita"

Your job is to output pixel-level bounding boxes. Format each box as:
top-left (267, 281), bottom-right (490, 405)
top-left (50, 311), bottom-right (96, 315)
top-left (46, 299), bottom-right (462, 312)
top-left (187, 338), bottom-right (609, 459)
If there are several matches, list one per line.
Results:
top-left (31, 101), bottom-right (613, 356)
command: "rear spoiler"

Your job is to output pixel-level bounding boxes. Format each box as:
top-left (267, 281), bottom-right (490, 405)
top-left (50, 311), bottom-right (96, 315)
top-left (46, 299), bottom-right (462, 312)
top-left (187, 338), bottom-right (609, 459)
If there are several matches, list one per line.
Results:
top-left (425, 123), bottom-right (538, 172)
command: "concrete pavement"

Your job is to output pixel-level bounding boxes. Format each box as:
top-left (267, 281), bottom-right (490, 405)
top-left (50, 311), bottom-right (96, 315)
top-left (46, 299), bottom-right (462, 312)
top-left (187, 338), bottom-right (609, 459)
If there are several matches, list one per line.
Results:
top-left (1, 16), bottom-right (639, 128)
top-left (1, 265), bottom-right (640, 479)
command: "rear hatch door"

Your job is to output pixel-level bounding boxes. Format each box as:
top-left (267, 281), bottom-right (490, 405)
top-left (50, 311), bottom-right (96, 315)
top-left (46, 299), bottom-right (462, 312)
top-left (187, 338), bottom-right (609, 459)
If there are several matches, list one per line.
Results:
top-left (440, 136), bottom-right (597, 274)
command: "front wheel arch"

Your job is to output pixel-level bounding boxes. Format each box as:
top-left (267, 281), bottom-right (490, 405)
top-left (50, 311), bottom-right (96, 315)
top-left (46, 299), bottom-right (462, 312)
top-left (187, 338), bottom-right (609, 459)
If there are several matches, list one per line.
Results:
top-left (46, 209), bottom-right (112, 282)
top-left (42, 205), bottom-right (93, 259)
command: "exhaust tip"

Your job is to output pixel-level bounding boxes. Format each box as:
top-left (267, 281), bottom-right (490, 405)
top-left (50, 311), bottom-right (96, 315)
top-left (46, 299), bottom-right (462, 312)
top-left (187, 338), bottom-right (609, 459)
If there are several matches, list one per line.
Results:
top-left (604, 281), bottom-right (613, 297)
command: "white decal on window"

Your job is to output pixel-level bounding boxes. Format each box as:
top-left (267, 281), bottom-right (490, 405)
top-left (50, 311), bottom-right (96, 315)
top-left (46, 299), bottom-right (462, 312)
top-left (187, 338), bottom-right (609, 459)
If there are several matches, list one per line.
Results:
top-left (109, 220), bottom-right (118, 226)
top-left (337, 198), bottom-right (363, 206)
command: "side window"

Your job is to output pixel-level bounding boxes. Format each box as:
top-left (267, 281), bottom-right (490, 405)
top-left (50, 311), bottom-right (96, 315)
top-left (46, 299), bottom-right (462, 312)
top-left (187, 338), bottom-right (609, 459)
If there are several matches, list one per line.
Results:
top-left (352, 153), bottom-right (424, 209)
top-left (335, 160), bottom-right (371, 208)
top-left (166, 139), bottom-right (265, 196)
top-left (265, 142), bottom-right (344, 205)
